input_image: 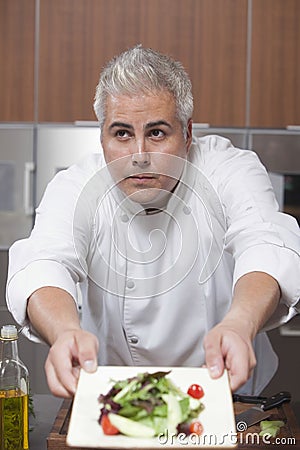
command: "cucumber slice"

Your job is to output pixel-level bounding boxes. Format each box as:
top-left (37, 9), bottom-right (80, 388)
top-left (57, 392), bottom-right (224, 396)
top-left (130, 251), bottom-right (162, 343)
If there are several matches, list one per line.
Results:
top-left (260, 420), bottom-right (284, 430)
top-left (108, 413), bottom-right (155, 438)
top-left (164, 393), bottom-right (182, 434)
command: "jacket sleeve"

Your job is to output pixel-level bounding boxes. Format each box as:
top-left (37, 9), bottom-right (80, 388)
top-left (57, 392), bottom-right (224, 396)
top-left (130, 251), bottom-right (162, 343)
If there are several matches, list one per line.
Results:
top-left (6, 157), bottom-right (98, 341)
top-left (206, 138), bottom-right (300, 329)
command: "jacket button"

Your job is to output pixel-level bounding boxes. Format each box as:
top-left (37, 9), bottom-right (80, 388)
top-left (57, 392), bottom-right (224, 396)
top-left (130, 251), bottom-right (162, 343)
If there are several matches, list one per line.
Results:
top-left (129, 336), bottom-right (138, 344)
top-left (121, 214), bottom-right (129, 222)
top-left (183, 205), bottom-right (191, 215)
top-left (126, 279), bottom-right (135, 289)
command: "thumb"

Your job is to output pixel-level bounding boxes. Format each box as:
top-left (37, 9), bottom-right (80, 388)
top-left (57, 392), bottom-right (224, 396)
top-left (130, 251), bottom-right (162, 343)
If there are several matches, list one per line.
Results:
top-left (203, 330), bottom-right (225, 379)
top-left (74, 330), bottom-right (99, 373)
top-left (82, 359), bottom-right (98, 373)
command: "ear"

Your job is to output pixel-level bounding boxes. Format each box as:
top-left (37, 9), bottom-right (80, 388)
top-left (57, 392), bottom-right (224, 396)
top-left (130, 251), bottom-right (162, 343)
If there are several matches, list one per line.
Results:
top-left (185, 118), bottom-right (193, 153)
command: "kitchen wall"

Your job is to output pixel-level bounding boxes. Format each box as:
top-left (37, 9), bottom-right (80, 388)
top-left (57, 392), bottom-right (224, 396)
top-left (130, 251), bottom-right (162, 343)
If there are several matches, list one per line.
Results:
top-left (0, 0), bottom-right (299, 422)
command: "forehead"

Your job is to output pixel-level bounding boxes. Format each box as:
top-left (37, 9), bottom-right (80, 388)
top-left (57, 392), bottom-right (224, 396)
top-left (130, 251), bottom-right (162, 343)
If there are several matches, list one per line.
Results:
top-left (104, 91), bottom-right (178, 124)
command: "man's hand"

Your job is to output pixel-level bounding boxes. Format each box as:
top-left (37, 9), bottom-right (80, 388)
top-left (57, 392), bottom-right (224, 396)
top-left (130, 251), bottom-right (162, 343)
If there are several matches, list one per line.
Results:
top-left (203, 271), bottom-right (280, 391)
top-left (45, 329), bottom-right (99, 397)
top-left (27, 286), bottom-right (99, 397)
top-left (203, 323), bottom-right (256, 391)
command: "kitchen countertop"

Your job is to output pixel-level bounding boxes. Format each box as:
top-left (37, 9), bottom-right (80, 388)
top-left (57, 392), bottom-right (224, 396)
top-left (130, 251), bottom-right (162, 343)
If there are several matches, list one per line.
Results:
top-left (28, 394), bottom-right (300, 449)
top-left (48, 399), bottom-right (300, 449)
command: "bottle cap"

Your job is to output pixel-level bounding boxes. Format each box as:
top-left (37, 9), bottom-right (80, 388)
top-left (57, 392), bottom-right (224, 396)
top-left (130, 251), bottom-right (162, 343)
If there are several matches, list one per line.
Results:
top-left (1, 324), bottom-right (18, 339)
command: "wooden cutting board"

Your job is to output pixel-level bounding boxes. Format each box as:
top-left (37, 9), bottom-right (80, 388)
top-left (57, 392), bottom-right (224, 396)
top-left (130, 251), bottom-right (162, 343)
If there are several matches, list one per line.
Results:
top-left (47, 399), bottom-right (300, 449)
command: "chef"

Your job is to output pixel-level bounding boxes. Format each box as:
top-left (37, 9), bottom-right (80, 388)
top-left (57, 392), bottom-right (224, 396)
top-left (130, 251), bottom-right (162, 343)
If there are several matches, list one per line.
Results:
top-left (6, 46), bottom-right (300, 398)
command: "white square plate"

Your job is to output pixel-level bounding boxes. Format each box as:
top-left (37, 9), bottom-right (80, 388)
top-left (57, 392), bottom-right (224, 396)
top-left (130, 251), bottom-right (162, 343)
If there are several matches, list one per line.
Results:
top-left (67, 366), bottom-right (237, 448)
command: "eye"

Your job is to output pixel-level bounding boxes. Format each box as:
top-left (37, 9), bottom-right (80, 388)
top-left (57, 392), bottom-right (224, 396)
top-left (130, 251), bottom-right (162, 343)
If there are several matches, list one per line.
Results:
top-left (149, 129), bottom-right (165, 139)
top-left (116, 129), bottom-right (130, 139)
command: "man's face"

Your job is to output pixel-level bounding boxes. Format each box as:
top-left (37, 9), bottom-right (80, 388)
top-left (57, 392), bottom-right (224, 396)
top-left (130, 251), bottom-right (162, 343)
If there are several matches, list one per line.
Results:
top-left (101, 91), bottom-right (192, 207)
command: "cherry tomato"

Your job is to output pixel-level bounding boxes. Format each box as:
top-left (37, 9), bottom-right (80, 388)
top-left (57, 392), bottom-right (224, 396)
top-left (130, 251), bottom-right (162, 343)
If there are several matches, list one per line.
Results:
top-left (187, 383), bottom-right (204, 399)
top-left (101, 415), bottom-right (119, 435)
top-left (189, 421), bottom-right (204, 435)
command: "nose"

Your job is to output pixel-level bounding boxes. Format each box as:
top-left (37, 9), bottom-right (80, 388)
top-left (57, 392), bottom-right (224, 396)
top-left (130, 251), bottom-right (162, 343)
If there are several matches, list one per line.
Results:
top-left (131, 152), bottom-right (151, 168)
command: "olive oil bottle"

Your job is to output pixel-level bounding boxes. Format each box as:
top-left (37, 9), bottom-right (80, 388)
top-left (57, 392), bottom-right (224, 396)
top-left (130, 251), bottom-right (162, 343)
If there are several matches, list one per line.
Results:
top-left (0, 325), bottom-right (29, 450)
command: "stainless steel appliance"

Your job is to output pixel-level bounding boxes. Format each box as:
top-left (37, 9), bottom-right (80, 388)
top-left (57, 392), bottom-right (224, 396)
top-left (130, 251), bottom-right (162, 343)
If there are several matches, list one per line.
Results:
top-left (249, 129), bottom-right (300, 223)
top-left (192, 125), bottom-right (286, 211)
top-left (35, 124), bottom-right (101, 205)
top-left (0, 123), bottom-right (101, 248)
top-left (0, 125), bottom-right (34, 249)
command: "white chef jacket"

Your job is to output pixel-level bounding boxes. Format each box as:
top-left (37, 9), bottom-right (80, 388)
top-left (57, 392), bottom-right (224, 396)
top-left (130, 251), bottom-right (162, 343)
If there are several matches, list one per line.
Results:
top-left (6, 135), bottom-right (300, 395)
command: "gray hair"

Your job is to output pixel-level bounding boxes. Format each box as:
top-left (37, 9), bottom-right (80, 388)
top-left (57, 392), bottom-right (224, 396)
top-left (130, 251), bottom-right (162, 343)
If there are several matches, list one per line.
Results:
top-left (93, 45), bottom-right (193, 135)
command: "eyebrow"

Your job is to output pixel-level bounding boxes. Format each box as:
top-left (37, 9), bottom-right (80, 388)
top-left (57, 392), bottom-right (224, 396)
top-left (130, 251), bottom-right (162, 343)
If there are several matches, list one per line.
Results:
top-left (145, 120), bottom-right (172, 130)
top-left (109, 122), bottom-right (133, 131)
top-left (108, 120), bottom-right (172, 131)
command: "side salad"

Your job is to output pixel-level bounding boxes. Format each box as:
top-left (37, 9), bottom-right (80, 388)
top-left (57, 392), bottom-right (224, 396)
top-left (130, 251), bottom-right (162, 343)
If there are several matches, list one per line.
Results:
top-left (98, 370), bottom-right (205, 438)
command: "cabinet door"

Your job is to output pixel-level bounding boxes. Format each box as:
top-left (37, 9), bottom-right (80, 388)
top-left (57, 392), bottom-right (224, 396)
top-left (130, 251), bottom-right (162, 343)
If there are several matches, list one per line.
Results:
top-left (187, 0), bottom-right (248, 127)
top-left (38, 0), bottom-right (248, 126)
top-left (0, 0), bottom-right (35, 121)
top-left (250, 0), bottom-right (300, 128)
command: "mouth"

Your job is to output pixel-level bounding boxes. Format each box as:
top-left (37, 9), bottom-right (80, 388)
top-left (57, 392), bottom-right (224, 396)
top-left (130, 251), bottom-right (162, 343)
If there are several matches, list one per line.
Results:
top-left (126, 173), bottom-right (159, 180)
top-left (123, 174), bottom-right (159, 187)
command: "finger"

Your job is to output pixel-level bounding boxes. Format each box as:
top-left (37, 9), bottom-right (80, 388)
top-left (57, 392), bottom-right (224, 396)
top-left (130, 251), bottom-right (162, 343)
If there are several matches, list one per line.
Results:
top-left (248, 345), bottom-right (257, 371)
top-left (203, 330), bottom-right (225, 379)
top-left (46, 339), bottom-right (80, 396)
top-left (226, 355), bottom-right (250, 392)
top-left (74, 331), bottom-right (99, 373)
top-left (45, 355), bottom-right (76, 398)
top-left (72, 365), bottom-right (81, 379)
top-left (225, 341), bottom-right (257, 391)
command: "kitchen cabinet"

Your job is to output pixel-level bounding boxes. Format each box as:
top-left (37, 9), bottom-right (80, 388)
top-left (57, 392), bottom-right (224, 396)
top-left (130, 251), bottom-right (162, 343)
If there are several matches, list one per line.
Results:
top-left (36, 0), bottom-right (300, 127)
top-left (0, 0), bottom-right (35, 122)
top-left (1, 1), bottom-right (300, 127)
top-left (37, 0), bottom-right (248, 126)
top-left (250, 0), bottom-right (300, 128)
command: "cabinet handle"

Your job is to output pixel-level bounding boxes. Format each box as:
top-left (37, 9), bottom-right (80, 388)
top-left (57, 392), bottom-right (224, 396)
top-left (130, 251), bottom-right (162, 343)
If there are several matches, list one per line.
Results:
top-left (286, 125), bottom-right (300, 131)
top-left (24, 161), bottom-right (35, 215)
